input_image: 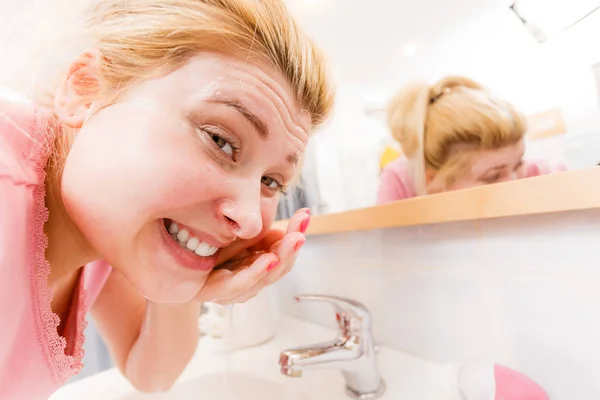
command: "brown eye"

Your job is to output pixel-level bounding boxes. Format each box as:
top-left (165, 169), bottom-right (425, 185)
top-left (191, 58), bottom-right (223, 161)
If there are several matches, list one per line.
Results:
top-left (261, 176), bottom-right (279, 189)
top-left (210, 133), bottom-right (234, 156)
top-left (482, 173), bottom-right (501, 184)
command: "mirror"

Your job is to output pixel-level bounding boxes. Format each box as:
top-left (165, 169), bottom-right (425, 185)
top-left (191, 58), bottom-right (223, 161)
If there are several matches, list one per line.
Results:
top-left (276, 0), bottom-right (600, 219)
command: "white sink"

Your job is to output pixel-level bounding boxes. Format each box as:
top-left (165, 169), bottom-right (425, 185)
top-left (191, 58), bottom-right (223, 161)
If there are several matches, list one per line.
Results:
top-left (51, 317), bottom-right (461, 400)
top-left (118, 372), bottom-right (312, 400)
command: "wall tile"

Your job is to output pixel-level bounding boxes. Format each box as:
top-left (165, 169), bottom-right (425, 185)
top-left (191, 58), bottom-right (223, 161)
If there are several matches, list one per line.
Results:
top-left (277, 208), bottom-right (600, 399)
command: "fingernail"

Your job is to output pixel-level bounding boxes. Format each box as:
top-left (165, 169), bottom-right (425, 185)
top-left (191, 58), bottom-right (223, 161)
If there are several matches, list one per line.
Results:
top-left (294, 237), bottom-right (306, 252)
top-left (305, 208), bottom-right (311, 216)
top-left (267, 260), bottom-right (280, 271)
top-left (300, 216), bottom-right (311, 233)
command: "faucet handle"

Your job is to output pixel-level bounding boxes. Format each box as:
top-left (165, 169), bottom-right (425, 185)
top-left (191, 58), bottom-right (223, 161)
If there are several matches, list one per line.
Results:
top-left (295, 294), bottom-right (372, 333)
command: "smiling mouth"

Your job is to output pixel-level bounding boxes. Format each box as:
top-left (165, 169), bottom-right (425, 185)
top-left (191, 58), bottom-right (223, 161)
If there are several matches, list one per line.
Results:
top-left (163, 219), bottom-right (220, 257)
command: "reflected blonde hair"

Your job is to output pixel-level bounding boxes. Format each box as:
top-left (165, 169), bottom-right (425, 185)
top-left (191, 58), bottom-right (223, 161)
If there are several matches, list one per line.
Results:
top-left (386, 75), bottom-right (526, 194)
top-left (0, 0), bottom-right (334, 131)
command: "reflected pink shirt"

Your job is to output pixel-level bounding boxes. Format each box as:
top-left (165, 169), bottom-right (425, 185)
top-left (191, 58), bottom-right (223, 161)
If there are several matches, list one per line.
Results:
top-left (377, 157), bottom-right (568, 204)
top-left (0, 94), bottom-right (112, 399)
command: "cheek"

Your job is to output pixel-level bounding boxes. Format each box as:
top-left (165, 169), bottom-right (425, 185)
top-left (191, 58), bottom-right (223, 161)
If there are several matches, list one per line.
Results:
top-left (447, 175), bottom-right (481, 191)
top-left (64, 104), bottom-right (224, 222)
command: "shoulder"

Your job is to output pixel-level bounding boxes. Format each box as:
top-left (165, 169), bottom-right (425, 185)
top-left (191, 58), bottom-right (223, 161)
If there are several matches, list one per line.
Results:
top-left (523, 159), bottom-right (568, 178)
top-left (377, 158), bottom-right (416, 203)
top-left (0, 87), bottom-right (53, 184)
top-left (380, 157), bottom-right (411, 179)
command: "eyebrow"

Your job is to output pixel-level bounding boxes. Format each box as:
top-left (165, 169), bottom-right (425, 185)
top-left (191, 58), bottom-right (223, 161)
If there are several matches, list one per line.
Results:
top-left (287, 152), bottom-right (299, 166)
top-left (483, 158), bottom-right (524, 174)
top-left (208, 97), bottom-right (269, 139)
top-left (207, 95), bottom-right (300, 167)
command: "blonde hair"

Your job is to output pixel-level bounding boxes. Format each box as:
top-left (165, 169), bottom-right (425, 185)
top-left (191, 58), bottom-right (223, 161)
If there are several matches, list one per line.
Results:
top-left (386, 75), bottom-right (526, 194)
top-left (0, 0), bottom-right (334, 135)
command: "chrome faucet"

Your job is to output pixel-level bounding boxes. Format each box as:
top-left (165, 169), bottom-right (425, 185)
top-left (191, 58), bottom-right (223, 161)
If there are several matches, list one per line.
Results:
top-left (278, 295), bottom-right (385, 400)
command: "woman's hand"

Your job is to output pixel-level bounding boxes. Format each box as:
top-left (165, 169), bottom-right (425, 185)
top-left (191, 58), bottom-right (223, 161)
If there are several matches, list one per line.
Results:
top-left (194, 208), bottom-right (311, 305)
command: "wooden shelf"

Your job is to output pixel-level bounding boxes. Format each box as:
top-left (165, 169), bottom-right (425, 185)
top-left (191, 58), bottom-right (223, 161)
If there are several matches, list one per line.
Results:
top-left (273, 168), bottom-right (600, 235)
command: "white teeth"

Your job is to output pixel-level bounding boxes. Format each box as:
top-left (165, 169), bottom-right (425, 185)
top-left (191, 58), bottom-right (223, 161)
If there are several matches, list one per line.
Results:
top-left (194, 242), bottom-right (209, 256)
top-left (186, 237), bottom-right (199, 251)
top-left (176, 229), bottom-right (189, 242)
top-left (167, 221), bottom-right (219, 257)
top-left (195, 241), bottom-right (218, 257)
top-left (168, 222), bottom-right (179, 235)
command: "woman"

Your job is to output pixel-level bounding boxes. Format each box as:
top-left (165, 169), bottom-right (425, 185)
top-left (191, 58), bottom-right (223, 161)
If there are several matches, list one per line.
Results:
top-left (377, 76), bottom-right (566, 203)
top-left (0, 0), bottom-right (333, 398)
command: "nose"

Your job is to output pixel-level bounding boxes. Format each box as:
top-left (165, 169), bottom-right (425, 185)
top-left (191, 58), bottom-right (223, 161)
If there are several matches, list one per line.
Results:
top-left (217, 186), bottom-right (263, 240)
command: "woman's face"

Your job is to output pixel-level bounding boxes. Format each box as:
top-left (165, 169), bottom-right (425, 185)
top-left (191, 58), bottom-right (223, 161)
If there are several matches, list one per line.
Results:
top-left (428, 140), bottom-right (526, 193)
top-left (61, 53), bottom-right (311, 303)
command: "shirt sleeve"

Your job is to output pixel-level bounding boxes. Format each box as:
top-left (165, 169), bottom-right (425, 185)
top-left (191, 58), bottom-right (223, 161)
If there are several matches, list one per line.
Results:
top-left (376, 166), bottom-right (411, 204)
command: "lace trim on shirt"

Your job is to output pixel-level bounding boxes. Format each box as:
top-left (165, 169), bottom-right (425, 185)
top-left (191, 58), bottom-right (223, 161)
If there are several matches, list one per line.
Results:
top-left (26, 107), bottom-right (88, 384)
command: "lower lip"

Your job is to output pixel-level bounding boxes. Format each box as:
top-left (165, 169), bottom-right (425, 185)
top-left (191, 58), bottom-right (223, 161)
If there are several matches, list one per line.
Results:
top-left (159, 220), bottom-right (220, 272)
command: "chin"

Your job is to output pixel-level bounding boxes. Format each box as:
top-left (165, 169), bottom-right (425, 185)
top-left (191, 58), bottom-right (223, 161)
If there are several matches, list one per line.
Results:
top-left (131, 272), bottom-right (202, 304)
top-left (84, 222), bottom-right (210, 304)
top-left (106, 251), bottom-right (208, 304)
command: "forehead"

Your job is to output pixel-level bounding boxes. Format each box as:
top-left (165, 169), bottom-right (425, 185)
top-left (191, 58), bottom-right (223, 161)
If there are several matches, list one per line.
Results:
top-left (470, 141), bottom-right (525, 174)
top-left (173, 53), bottom-right (311, 130)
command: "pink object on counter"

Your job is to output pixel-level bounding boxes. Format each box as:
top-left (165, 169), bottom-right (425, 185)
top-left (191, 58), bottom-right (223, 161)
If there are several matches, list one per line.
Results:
top-left (494, 364), bottom-right (549, 400)
top-left (459, 362), bottom-right (549, 400)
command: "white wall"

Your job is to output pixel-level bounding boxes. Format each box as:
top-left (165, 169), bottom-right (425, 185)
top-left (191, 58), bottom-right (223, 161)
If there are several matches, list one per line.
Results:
top-left (310, 4), bottom-right (600, 213)
top-left (277, 208), bottom-right (600, 399)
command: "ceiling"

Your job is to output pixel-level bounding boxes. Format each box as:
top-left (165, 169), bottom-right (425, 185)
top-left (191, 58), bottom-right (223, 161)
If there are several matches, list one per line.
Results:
top-left (0, 0), bottom-right (509, 89)
top-left (286, 0), bottom-right (510, 87)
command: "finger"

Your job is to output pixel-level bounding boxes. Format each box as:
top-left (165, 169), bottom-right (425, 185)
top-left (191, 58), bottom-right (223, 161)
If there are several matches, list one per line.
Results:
top-left (257, 210), bottom-right (308, 253)
top-left (274, 231), bottom-right (305, 266)
top-left (194, 268), bottom-right (233, 302)
top-left (216, 236), bottom-right (262, 265)
top-left (218, 226), bottom-right (286, 263)
top-left (217, 209), bottom-right (309, 264)
top-left (260, 231), bottom-right (305, 285)
top-left (216, 292), bottom-right (257, 306)
top-left (218, 232), bottom-right (306, 304)
top-left (252, 210), bottom-right (308, 253)
top-left (247, 229), bottom-right (284, 253)
top-left (286, 208), bottom-right (311, 235)
top-left (215, 250), bottom-right (263, 271)
top-left (216, 224), bottom-right (275, 264)
top-left (196, 253), bottom-right (279, 302)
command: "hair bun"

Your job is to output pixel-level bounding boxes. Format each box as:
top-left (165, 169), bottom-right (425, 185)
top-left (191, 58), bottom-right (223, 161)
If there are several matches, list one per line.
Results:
top-left (429, 75), bottom-right (483, 103)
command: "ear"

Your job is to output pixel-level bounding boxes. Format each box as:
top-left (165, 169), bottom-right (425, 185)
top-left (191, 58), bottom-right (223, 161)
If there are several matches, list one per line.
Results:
top-left (424, 168), bottom-right (444, 195)
top-left (424, 168), bottom-right (436, 186)
top-left (54, 50), bottom-right (102, 128)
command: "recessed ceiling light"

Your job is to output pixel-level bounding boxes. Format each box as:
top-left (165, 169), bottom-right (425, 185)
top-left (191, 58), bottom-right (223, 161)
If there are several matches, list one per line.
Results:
top-left (402, 44), bottom-right (417, 57)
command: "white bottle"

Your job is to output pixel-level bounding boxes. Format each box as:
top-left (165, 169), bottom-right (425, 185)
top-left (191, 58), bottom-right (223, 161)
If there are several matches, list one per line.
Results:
top-left (199, 286), bottom-right (280, 349)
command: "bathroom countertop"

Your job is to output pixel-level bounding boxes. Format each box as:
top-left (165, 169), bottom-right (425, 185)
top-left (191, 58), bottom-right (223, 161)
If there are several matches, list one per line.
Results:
top-left (50, 316), bottom-right (463, 400)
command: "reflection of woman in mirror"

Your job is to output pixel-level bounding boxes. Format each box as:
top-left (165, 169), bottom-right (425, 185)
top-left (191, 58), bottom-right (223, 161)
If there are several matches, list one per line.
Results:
top-left (377, 76), bottom-right (566, 203)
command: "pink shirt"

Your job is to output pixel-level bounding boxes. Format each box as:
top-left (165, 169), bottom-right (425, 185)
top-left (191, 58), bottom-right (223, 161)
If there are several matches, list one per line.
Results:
top-left (377, 157), bottom-right (568, 204)
top-left (0, 93), bottom-right (112, 399)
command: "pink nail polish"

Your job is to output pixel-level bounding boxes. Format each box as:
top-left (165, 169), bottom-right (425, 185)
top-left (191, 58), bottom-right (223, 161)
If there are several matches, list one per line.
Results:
top-left (300, 217), bottom-right (311, 233)
top-left (294, 238), bottom-right (306, 252)
top-left (267, 261), bottom-right (280, 271)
